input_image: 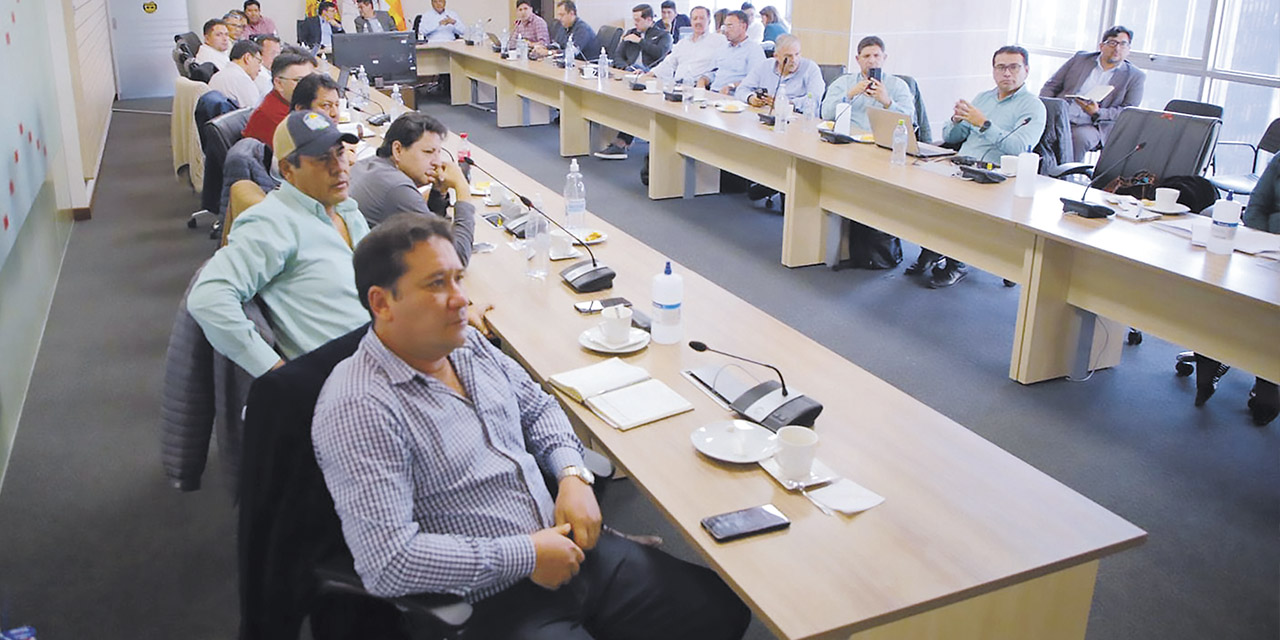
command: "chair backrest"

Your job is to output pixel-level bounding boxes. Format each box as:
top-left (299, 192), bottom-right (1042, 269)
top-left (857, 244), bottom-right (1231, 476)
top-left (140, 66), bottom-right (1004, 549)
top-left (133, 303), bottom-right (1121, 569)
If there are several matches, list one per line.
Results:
top-left (597, 25), bottom-right (622, 57)
top-left (818, 64), bottom-right (845, 87)
top-left (172, 43), bottom-right (191, 78)
top-left (206, 107), bottom-right (252, 156)
top-left (412, 14), bottom-right (423, 39)
top-left (1258, 117), bottom-right (1280, 155)
top-left (176, 31), bottom-right (202, 58)
top-left (896, 74), bottom-right (931, 144)
top-left (1090, 107), bottom-right (1221, 187)
top-left (1036, 96), bottom-right (1074, 175)
top-left (297, 18), bottom-right (309, 45)
top-left (1164, 99), bottom-right (1224, 120)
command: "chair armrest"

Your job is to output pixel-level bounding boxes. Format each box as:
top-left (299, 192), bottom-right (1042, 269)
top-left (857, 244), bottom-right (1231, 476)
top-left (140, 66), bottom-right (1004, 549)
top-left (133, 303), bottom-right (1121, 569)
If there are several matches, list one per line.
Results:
top-left (583, 448), bottom-right (615, 480)
top-left (1048, 162), bottom-right (1093, 180)
top-left (314, 556), bottom-right (473, 631)
top-left (1215, 140), bottom-right (1257, 152)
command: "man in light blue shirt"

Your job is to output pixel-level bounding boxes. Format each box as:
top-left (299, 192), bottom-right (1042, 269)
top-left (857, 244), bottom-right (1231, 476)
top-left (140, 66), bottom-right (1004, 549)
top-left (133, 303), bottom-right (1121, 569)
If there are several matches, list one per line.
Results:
top-left (734, 33), bottom-right (825, 111)
top-left (416, 0), bottom-right (465, 43)
top-left (820, 35), bottom-right (913, 129)
top-left (188, 111), bottom-right (366, 377)
top-left (698, 10), bottom-right (763, 94)
top-left (909, 45), bottom-right (1046, 288)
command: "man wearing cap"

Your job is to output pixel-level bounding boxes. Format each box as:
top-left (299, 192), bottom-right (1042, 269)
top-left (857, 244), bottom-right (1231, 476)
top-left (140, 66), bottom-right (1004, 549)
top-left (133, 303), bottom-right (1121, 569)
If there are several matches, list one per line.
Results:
top-left (188, 111), bottom-right (367, 378)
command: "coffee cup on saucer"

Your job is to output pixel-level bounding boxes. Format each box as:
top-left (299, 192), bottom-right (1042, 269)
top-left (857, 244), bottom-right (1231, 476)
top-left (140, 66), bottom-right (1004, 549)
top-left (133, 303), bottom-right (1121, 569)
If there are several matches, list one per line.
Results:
top-left (773, 426), bottom-right (818, 482)
top-left (1154, 187), bottom-right (1180, 211)
top-left (600, 305), bottom-right (634, 346)
top-left (644, 78), bottom-right (659, 93)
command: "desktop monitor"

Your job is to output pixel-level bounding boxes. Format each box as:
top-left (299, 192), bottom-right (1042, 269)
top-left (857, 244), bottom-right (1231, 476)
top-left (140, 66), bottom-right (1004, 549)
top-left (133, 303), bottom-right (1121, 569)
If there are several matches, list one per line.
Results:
top-left (332, 32), bottom-right (418, 86)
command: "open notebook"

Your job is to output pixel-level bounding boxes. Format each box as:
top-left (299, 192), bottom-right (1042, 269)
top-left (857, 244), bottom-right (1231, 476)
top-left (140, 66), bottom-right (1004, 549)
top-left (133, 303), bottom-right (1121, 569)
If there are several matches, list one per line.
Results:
top-left (549, 358), bottom-right (693, 430)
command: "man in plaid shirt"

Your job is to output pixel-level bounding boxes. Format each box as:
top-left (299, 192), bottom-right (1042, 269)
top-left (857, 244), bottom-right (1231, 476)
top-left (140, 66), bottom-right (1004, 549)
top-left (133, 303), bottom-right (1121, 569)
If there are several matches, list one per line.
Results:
top-left (508, 0), bottom-right (551, 48)
top-left (313, 214), bottom-right (750, 639)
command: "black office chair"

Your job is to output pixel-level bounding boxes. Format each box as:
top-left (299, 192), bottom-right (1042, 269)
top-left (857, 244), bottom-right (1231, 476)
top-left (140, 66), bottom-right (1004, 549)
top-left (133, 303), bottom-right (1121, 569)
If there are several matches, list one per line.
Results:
top-left (597, 25), bottom-right (622, 63)
top-left (1164, 99), bottom-right (1224, 120)
top-left (1036, 97), bottom-right (1074, 176)
top-left (172, 41), bottom-right (193, 78)
top-left (412, 14), bottom-right (423, 40)
top-left (1209, 117), bottom-right (1280, 197)
top-left (817, 64), bottom-right (846, 89)
top-left (196, 107), bottom-right (253, 236)
top-left (1049, 107), bottom-right (1221, 186)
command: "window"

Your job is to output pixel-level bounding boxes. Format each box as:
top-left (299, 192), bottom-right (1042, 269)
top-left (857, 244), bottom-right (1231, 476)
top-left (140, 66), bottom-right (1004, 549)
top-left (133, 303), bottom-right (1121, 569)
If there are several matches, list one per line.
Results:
top-left (1115, 0), bottom-right (1212, 59)
top-left (1019, 0), bottom-right (1103, 52)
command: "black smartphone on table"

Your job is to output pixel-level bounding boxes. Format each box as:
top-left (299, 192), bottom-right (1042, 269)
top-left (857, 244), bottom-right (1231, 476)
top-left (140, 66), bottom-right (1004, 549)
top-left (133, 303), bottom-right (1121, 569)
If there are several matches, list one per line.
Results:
top-left (701, 504), bottom-right (791, 542)
top-left (573, 297), bottom-right (631, 314)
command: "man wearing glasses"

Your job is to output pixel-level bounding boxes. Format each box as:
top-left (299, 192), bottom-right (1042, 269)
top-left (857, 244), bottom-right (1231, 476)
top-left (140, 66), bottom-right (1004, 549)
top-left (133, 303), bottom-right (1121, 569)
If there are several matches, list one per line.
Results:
top-left (1040, 26), bottom-right (1145, 162)
top-left (189, 110), bottom-right (366, 378)
top-left (241, 52), bottom-right (318, 145)
top-left (909, 45), bottom-right (1046, 288)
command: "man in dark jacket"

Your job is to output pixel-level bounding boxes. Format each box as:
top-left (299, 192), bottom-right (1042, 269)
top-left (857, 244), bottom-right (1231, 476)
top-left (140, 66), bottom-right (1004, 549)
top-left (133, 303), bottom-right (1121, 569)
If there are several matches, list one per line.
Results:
top-left (1039, 25), bottom-right (1145, 161)
top-left (537, 0), bottom-right (597, 59)
top-left (613, 3), bottom-right (671, 71)
top-left (659, 0), bottom-right (691, 43)
top-left (354, 0), bottom-right (397, 33)
top-left (299, 1), bottom-right (345, 49)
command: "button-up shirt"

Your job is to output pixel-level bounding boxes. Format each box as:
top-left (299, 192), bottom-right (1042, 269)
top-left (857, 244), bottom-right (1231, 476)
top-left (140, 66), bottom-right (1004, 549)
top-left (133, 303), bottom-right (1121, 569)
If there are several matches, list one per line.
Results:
top-left (417, 8), bottom-right (465, 43)
top-left (651, 31), bottom-right (726, 85)
top-left (195, 45), bottom-right (230, 71)
top-left (509, 14), bottom-right (550, 47)
top-left (312, 327), bottom-right (586, 601)
top-left (1067, 61), bottom-right (1118, 124)
top-left (243, 16), bottom-right (277, 38)
top-left (187, 181), bottom-right (371, 377)
top-left (735, 56), bottom-right (826, 106)
top-left (820, 71), bottom-right (913, 128)
top-left (208, 61), bottom-right (263, 109)
top-left (320, 19), bottom-right (335, 49)
top-left (942, 84), bottom-right (1047, 161)
top-left (704, 37), bottom-right (764, 92)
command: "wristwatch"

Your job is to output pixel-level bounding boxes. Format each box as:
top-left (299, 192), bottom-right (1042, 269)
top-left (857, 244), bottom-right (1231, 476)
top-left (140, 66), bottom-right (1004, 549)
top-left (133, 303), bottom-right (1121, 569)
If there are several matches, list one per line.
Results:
top-left (557, 465), bottom-right (595, 486)
top-left (979, 119), bottom-right (992, 133)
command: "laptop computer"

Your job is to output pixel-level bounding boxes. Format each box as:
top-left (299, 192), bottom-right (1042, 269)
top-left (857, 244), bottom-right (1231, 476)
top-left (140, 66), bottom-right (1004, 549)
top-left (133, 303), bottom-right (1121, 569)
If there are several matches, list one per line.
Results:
top-left (867, 106), bottom-right (954, 158)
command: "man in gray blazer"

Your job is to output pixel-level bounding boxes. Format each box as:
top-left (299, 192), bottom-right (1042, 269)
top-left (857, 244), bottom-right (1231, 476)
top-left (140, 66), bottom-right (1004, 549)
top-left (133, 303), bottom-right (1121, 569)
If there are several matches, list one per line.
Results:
top-left (354, 0), bottom-right (397, 33)
top-left (1040, 25), bottom-right (1145, 161)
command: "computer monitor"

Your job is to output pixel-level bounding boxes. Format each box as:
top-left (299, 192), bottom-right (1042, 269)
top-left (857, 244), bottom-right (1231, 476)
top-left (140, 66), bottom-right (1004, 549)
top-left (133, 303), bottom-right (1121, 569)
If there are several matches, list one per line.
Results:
top-left (332, 32), bottom-right (418, 86)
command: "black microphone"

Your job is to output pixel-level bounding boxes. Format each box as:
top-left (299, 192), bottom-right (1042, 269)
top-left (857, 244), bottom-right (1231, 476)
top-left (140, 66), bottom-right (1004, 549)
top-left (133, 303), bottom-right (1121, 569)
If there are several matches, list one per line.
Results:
top-left (1060, 142), bottom-right (1146, 219)
top-left (689, 340), bottom-right (788, 396)
top-left (461, 156), bottom-right (616, 292)
top-left (687, 340), bottom-right (823, 430)
top-left (979, 116), bottom-right (1033, 167)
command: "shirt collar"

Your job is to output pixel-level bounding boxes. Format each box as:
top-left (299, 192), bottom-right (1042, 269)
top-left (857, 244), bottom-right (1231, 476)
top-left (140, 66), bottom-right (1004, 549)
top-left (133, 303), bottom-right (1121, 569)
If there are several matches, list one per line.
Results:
top-left (362, 326), bottom-right (476, 387)
top-left (995, 83), bottom-right (1029, 103)
top-left (277, 180), bottom-right (360, 222)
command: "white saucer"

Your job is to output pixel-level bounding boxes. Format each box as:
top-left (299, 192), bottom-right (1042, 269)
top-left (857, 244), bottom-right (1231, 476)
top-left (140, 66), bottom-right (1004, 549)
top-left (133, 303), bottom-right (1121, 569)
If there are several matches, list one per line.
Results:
top-left (691, 420), bottom-right (778, 464)
top-left (469, 181), bottom-right (491, 197)
top-left (483, 196), bottom-right (501, 207)
top-left (579, 326), bottom-right (650, 354)
top-left (550, 246), bottom-right (584, 261)
top-left (1143, 201), bottom-right (1190, 215)
top-left (759, 456), bottom-right (840, 490)
top-left (714, 100), bottom-right (747, 113)
top-left (998, 167), bottom-right (1017, 177)
top-left (644, 88), bottom-right (662, 94)
top-left (573, 229), bottom-right (607, 245)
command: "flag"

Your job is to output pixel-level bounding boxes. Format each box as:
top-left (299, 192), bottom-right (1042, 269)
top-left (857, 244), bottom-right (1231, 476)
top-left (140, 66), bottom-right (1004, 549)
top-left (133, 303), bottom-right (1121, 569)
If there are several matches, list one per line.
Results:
top-left (385, 0), bottom-right (407, 30)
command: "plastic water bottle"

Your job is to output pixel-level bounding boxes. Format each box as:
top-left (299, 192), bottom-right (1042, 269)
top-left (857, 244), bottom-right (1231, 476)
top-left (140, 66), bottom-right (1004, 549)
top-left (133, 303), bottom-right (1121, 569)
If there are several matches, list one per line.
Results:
top-left (500, 28), bottom-right (510, 54)
top-left (773, 88), bottom-right (789, 133)
top-left (651, 261), bottom-right (684, 344)
top-left (891, 118), bottom-right (908, 166)
top-left (457, 133), bottom-right (472, 181)
top-left (1207, 195), bottom-right (1242, 255)
top-left (564, 37), bottom-right (576, 79)
top-left (391, 84), bottom-right (405, 109)
top-left (563, 159), bottom-right (586, 230)
top-left (516, 34), bottom-right (528, 60)
top-left (597, 48), bottom-right (609, 88)
top-left (525, 194), bottom-right (550, 279)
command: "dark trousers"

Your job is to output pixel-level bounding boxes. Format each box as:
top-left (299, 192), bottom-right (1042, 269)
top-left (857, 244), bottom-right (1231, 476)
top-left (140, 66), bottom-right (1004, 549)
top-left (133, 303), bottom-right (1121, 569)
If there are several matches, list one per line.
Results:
top-left (617, 132), bottom-right (636, 145)
top-left (463, 532), bottom-right (751, 640)
top-left (916, 247), bottom-right (965, 271)
top-left (1195, 354), bottom-right (1277, 399)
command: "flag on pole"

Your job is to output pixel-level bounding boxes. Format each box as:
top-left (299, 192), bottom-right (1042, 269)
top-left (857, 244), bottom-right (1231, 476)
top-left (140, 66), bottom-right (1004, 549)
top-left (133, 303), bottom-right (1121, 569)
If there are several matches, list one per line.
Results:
top-left (385, 0), bottom-right (407, 31)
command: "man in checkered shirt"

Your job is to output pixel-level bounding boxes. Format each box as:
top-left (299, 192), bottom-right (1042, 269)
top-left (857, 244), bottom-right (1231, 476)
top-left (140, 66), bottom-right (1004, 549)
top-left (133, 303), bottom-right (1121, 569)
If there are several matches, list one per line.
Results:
top-left (313, 214), bottom-right (750, 639)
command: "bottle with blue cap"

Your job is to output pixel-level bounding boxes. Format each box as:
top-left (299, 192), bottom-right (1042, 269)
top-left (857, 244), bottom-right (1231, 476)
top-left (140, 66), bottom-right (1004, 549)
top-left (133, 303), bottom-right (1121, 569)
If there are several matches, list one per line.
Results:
top-left (651, 261), bottom-right (683, 344)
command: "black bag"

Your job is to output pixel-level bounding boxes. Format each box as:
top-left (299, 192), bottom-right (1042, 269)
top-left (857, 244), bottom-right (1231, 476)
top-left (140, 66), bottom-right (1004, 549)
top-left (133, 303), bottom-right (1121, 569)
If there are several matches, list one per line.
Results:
top-left (1156, 175), bottom-right (1218, 214)
top-left (1103, 170), bottom-right (1158, 200)
top-left (843, 221), bottom-right (902, 270)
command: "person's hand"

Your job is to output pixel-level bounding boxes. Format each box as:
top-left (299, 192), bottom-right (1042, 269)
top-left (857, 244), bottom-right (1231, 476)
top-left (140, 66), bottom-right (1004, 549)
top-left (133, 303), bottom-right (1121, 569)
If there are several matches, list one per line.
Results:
top-left (533, 43), bottom-right (548, 56)
top-left (865, 79), bottom-right (891, 107)
top-left (719, 84), bottom-right (734, 95)
top-left (435, 160), bottom-right (471, 201)
top-left (747, 93), bottom-right (773, 108)
top-left (846, 78), bottom-right (871, 99)
top-left (530, 523), bottom-right (584, 590)
top-left (441, 17), bottom-right (456, 25)
top-left (1075, 97), bottom-right (1099, 116)
top-left (554, 475), bottom-right (602, 550)
top-left (622, 32), bottom-right (642, 43)
top-left (953, 99), bottom-right (985, 127)
top-left (467, 302), bottom-right (494, 337)
top-left (696, 76), bottom-right (710, 89)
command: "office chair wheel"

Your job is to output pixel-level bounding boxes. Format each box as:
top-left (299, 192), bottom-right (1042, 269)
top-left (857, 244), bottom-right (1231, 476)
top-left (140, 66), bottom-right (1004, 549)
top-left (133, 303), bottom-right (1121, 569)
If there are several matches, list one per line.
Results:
top-left (1175, 361), bottom-right (1194, 376)
top-left (1002, 279), bottom-right (1016, 287)
top-left (1127, 329), bottom-right (1143, 345)
top-left (187, 217), bottom-right (198, 228)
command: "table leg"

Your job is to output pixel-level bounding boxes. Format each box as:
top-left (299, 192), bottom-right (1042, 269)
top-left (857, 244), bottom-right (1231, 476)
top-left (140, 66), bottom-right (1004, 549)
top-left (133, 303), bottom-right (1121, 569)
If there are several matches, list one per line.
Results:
top-left (559, 87), bottom-right (590, 157)
top-left (495, 70), bottom-right (521, 128)
top-left (648, 114), bottom-right (683, 199)
top-left (781, 159), bottom-right (826, 267)
top-left (449, 57), bottom-right (470, 106)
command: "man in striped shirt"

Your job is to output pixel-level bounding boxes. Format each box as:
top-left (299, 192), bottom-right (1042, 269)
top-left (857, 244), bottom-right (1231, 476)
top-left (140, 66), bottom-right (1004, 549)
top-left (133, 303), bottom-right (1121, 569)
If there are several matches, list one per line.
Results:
top-left (313, 215), bottom-right (750, 639)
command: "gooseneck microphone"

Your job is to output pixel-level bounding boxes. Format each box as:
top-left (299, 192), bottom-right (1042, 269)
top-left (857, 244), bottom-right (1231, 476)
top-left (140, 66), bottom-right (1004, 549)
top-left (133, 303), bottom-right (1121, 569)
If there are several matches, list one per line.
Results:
top-left (979, 116), bottom-right (1033, 167)
top-left (461, 157), bottom-right (616, 292)
top-left (687, 340), bottom-right (823, 430)
top-left (689, 341), bottom-right (789, 397)
top-left (1059, 141), bottom-right (1147, 219)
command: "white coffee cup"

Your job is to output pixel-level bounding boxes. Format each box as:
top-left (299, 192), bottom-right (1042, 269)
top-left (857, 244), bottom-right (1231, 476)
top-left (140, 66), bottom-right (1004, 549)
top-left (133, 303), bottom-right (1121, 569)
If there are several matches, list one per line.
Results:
top-left (581, 66), bottom-right (597, 78)
top-left (1155, 187), bottom-right (1179, 210)
top-left (645, 78), bottom-right (659, 93)
top-left (599, 305), bottom-right (634, 346)
top-left (1000, 154), bottom-right (1019, 174)
top-left (694, 86), bottom-right (707, 102)
top-left (550, 230), bottom-right (572, 257)
top-left (773, 425), bottom-right (818, 481)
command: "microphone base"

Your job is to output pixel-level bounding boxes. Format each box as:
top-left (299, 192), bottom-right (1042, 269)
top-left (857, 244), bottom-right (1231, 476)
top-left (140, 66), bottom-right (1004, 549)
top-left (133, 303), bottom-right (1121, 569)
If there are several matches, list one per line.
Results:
top-left (729, 380), bottom-right (823, 431)
top-left (560, 259), bottom-right (616, 293)
top-left (1060, 198), bottom-right (1114, 219)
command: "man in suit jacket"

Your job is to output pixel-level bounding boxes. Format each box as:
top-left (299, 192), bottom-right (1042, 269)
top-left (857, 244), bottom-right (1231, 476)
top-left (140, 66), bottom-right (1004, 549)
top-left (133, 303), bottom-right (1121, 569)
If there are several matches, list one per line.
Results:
top-left (613, 3), bottom-right (672, 71)
top-left (354, 0), bottom-right (397, 33)
top-left (298, 1), bottom-right (345, 49)
top-left (1040, 25), bottom-right (1146, 161)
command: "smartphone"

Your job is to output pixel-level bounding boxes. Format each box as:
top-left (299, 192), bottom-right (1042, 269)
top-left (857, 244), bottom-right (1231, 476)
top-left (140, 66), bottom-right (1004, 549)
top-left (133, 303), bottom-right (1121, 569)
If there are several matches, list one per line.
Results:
top-left (573, 297), bottom-right (631, 314)
top-left (701, 504), bottom-right (791, 542)
top-left (868, 67), bottom-right (882, 82)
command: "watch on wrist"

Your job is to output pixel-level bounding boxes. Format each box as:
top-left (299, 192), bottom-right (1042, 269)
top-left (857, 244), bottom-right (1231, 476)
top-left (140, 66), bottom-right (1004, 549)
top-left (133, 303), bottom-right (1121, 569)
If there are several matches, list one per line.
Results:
top-left (558, 464), bottom-right (595, 486)
top-left (979, 119), bottom-right (992, 133)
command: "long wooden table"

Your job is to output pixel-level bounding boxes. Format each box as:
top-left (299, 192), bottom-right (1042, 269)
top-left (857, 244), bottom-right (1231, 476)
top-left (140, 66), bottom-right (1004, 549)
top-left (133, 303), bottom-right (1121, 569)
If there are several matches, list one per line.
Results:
top-left (416, 41), bottom-right (1280, 386)
top-left (444, 135), bottom-right (1147, 640)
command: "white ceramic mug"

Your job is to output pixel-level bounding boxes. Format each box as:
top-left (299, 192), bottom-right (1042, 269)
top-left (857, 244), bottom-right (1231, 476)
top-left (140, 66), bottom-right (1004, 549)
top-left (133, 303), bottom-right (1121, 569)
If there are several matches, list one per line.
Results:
top-left (645, 78), bottom-right (659, 93)
top-left (599, 305), bottom-right (634, 346)
top-left (694, 86), bottom-right (707, 102)
top-left (773, 425), bottom-right (818, 481)
top-left (1155, 187), bottom-right (1179, 209)
top-left (1000, 154), bottom-right (1019, 174)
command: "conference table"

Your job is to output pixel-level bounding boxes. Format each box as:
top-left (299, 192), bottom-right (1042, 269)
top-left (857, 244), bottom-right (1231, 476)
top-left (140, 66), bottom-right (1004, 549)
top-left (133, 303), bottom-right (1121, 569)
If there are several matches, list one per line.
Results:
top-left (413, 40), bottom-right (1280, 387)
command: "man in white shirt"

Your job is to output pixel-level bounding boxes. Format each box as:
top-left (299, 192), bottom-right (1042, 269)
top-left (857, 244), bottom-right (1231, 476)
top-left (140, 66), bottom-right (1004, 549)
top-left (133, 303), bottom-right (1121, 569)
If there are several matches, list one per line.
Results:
top-left (209, 39), bottom-right (264, 108)
top-left (740, 2), bottom-right (764, 43)
top-left (417, 0), bottom-right (465, 43)
top-left (648, 6), bottom-right (723, 86)
top-left (195, 19), bottom-right (232, 71)
top-left (252, 34), bottom-right (281, 97)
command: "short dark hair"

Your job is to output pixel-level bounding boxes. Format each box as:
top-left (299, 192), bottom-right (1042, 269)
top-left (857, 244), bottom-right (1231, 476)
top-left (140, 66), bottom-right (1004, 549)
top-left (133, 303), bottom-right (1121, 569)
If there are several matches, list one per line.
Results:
top-left (856, 35), bottom-right (885, 55)
top-left (690, 5), bottom-right (710, 19)
top-left (318, 1), bottom-right (337, 13)
top-left (633, 4), bottom-right (654, 19)
top-left (356, 0), bottom-right (374, 5)
top-left (660, 1), bottom-right (676, 10)
top-left (230, 39), bottom-right (262, 61)
top-left (271, 52), bottom-right (315, 78)
top-left (243, 0), bottom-right (261, 9)
top-left (740, 2), bottom-right (754, 9)
top-left (354, 214), bottom-right (456, 312)
top-left (558, 0), bottom-right (578, 14)
top-left (377, 112), bottom-right (450, 158)
top-left (516, 0), bottom-right (534, 8)
top-left (203, 19), bottom-right (226, 37)
top-left (1102, 25), bottom-right (1134, 43)
top-left (726, 9), bottom-right (748, 25)
top-left (993, 45), bottom-right (1029, 67)
top-left (252, 33), bottom-right (281, 46)
top-left (290, 73), bottom-right (340, 110)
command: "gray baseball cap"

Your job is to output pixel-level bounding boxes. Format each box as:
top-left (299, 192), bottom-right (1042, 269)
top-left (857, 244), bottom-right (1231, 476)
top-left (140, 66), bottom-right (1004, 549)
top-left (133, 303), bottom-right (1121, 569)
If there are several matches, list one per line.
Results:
top-left (272, 110), bottom-right (358, 161)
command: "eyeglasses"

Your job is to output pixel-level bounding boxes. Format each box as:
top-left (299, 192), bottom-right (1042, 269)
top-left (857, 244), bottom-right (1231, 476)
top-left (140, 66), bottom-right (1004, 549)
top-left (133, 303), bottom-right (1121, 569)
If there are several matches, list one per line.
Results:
top-left (994, 63), bottom-right (1024, 74)
top-left (279, 75), bottom-right (307, 84)
top-left (1102, 39), bottom-right (1130, 48)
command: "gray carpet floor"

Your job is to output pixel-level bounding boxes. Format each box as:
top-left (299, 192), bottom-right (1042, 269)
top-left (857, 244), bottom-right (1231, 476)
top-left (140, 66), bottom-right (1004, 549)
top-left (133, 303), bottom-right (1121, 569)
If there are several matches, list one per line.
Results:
top-left (0, 95), bottom-right (1273, 639)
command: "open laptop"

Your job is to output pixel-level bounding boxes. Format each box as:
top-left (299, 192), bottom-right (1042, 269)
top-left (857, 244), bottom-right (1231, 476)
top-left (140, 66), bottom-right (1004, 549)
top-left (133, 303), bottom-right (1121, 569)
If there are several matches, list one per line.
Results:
top-left (867, 106), bottom-right (955, 158)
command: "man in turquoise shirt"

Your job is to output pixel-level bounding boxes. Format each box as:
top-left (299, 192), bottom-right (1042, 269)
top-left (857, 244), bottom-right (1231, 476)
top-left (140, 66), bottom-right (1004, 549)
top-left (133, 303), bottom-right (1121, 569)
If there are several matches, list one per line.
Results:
top-left (820, 35), bottom-right (914, 129)
top-left (188, 110), bottom-right (366, 377)
top-left (909, 45), bottom-right (1046, 288)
